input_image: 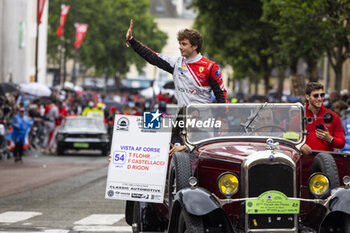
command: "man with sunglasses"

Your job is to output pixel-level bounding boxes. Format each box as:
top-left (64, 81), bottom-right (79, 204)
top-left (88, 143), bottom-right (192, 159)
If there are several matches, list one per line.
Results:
top-left (304, 82), bottom-right (345, 151)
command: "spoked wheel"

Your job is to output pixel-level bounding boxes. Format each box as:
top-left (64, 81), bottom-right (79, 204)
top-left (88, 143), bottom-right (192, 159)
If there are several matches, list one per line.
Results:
top-left (177, 209), bottom-right (204, 233)
top-left (168, 152), bottom-right (192, 211)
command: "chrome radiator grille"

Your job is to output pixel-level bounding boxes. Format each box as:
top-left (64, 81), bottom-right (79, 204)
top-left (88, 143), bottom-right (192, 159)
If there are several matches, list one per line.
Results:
top-left (247, 163), bottom-right (295, 229)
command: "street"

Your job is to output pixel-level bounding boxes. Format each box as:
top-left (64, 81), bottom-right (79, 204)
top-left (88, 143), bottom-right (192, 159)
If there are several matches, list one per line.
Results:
top-left (0, 149), bottom-right (132, 233)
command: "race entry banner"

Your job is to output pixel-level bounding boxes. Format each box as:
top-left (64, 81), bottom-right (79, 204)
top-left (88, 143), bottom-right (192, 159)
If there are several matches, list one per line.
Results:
top-left (105, 115), bottom-right (171, 203)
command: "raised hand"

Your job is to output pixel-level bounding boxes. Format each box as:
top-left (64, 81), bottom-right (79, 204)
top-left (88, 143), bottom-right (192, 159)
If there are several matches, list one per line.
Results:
top-left (126, 19), bottom-right (133, 40)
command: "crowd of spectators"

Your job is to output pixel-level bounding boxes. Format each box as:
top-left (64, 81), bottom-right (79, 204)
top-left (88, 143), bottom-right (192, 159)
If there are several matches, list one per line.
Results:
top-left (1, 85), bottom-right (350, 162)
top-left (0, 87), bottom-right (178, 160)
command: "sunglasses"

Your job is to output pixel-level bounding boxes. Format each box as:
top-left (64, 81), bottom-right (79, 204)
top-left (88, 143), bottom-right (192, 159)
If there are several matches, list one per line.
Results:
top-left (312, 93), bottom-right (325, 98)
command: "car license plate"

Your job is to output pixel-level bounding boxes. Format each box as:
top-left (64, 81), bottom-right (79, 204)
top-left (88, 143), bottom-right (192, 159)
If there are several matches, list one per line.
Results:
top-left (73, 142), bottom-right (89, 148)
top-left (245, 190), bottom-right (300, 214)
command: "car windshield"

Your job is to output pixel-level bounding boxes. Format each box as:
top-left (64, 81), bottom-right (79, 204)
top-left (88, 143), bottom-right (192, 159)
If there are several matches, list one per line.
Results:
top-left (63, 117), bottom-right (105, 130)
top-left (184, 103), bottom-right (304, 144)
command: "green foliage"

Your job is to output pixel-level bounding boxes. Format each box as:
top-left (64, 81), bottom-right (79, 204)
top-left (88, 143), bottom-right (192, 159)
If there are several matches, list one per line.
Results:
top-left (48, 0), bottom-right (167, 77)
top-left (191, 0), bottom-right (350, 92)
top-left (191, 0), bottom-right (276, 94)
top-left (261, 0), bottom-right (350, 88)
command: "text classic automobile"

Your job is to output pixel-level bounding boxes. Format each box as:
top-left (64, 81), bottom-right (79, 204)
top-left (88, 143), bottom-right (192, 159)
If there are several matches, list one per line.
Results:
top-left (125, 103), bottom-right (350, 233)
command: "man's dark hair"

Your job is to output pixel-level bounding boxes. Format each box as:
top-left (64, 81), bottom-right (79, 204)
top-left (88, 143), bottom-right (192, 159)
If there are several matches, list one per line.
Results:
top-left (305, 82), bottom-right (324, 95)
top-left (177, 29), bottom-right (203, 53)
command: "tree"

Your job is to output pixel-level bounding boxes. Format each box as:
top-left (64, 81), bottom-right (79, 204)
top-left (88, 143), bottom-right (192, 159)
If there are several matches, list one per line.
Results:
top-left (48, 0), bottom-right (167, 87)
top-left (262, 0), bottom-right (323, 81)
top-left (261, 0), bottom-right (350, 91)
top-left (191, 0), bottom-right (350, 96)
top-left (191, 0), bottom-right (277, 95)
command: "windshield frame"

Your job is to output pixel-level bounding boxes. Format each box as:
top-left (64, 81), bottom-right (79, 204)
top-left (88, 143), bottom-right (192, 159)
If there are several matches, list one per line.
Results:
top-left (62, 116), bottom-right (105, 131)
top-left (182, 103), bottom-right (306, 146)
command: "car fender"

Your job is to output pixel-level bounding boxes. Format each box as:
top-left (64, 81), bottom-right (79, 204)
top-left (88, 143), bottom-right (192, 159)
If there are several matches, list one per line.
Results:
top-left (174, 187), bottom-right (221, 216)
top-left (168, 187), bottom-right (235, 233)
top-left (319, 188), bottom-right (350, 233)
top-left (327, 188), bottom-right (350, 214)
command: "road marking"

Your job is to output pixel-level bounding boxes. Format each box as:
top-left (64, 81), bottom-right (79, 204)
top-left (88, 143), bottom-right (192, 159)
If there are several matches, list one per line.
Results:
top-left (74, 214), bottom-right (125, 225)
top-left (43, 230), bottom-right (70, 233)
top-left (0, 230), bottom-right (69, 233)
top-left (72, 225), bottom-right (132, 232)
top-left (0, 211), bottom-right (42, 223)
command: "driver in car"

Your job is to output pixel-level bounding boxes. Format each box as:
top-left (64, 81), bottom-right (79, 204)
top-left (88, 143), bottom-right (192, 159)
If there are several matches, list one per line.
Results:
top-left (251, 108), bottom-right (287, 138)
top-left (255, 109), bottom-right (275, 132)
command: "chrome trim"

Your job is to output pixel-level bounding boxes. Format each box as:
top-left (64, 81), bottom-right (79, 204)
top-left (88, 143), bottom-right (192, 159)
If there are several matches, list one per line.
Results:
top-left (183, 103), bottom-right (306, 146)
top-left (65, 138), bottom-right (108, 142)
top-left (211, 193), bottom-right (330, 233)
top-left (197, 155), bottom-right (242, 165)
top-left (211, 194), bottom-right (328, 207)
top-left (246, 229), bottom-right (297, 233)
top-left (242, 150), bottom-right (297, 233)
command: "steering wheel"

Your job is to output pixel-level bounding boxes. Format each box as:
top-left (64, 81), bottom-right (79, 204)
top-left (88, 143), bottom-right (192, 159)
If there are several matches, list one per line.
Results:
top-left (255, 125), bottom-right (286, 133)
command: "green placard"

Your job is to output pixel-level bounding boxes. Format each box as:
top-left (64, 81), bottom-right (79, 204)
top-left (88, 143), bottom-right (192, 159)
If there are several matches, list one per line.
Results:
top-left (246, 190), bottom-right (300, 214)
top-left (73, 142), bottom-right (89, 148)
top-left (283, 131), bottom-right (300, 140)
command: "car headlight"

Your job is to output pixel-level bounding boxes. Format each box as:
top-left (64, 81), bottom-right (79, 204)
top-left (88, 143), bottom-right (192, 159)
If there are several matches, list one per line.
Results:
top-left (217, 172), bottom-right (239, 197)
top-left (57, 134), bottom-right (64, 141)
top-left (309, 173), bottom-right (330, 197)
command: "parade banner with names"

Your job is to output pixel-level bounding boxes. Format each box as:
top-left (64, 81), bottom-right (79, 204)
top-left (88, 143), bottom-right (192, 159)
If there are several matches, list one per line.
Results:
top-left (105, 115), bottom-right (171, 203)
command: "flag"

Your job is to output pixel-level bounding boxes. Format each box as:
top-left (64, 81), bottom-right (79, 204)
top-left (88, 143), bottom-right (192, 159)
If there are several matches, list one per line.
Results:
top-left (37, 0), bottom-right (46, 24)
top-left (56, 5), bottom-right (70, 37)
top-left (74, 24), bottom-right (88, 50)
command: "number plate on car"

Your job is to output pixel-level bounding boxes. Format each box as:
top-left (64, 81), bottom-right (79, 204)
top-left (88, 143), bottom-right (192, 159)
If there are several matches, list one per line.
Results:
top-left (73, 142), bottom-right (89, 148)
top-left (246, 190), bottom-right (300, 214)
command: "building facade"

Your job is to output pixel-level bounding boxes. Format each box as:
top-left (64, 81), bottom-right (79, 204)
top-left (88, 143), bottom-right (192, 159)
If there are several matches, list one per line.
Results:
top-left (0, 0), bottom-right (48, 84)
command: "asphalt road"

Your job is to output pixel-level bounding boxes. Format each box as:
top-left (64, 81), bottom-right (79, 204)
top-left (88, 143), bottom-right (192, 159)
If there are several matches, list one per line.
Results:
top-left (0, 149), bottom-right (131, 233)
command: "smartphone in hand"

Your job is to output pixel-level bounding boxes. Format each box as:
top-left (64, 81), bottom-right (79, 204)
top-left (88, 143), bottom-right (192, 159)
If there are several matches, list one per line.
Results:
top-left (316, 124), bottom-right (325, 131)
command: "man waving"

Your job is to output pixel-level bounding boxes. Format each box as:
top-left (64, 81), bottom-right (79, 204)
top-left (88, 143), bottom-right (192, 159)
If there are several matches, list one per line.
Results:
top-left (126, 19), bottom-right (227, 107)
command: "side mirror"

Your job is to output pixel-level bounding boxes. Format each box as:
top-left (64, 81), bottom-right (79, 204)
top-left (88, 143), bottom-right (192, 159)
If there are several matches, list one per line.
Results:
top-left (323, 112), bottom-right (333, 123)
top-left (306, 112), bottom-right (333, 124)
top-left (306, 117), bottom-right (313, 124)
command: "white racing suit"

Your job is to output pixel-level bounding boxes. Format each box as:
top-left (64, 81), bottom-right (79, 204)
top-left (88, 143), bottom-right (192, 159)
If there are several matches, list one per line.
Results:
top-left (129, 38), bottom-right (228, 106)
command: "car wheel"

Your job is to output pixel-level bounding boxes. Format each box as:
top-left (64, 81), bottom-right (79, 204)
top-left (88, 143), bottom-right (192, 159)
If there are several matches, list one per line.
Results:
top-left (132, 201), bottom-right (141, 233)
top-left (320, 212), bottom-right (350, 233)
top-left (177, 209), bottom-right (204, 233)
top-left (310, 152), bottom-right (339, 199)
top-left (168, 152), bottom-right (192, 211)
top-left (56, 147), bottom-right (64, 155)
top-left (101, 149), bottom-right (108, 156)
top-left (345, 214), bottom-right (350, 233)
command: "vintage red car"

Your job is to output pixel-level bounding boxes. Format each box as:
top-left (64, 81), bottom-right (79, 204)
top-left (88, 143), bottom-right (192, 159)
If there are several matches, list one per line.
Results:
top-left (125, 103), bottom-right (350, 233)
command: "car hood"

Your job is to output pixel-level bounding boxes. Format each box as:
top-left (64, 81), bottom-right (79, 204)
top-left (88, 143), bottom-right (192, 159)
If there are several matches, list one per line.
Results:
top-left (196, 141), bottom-right (300, 164)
